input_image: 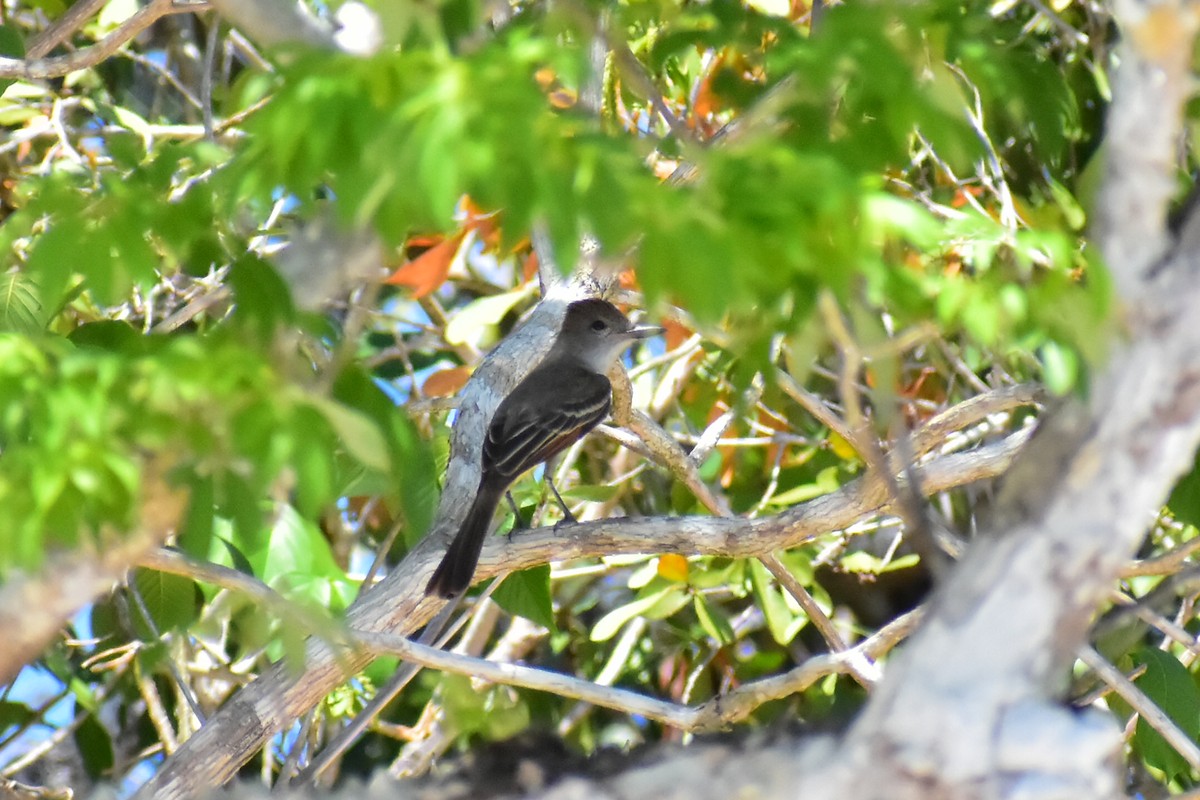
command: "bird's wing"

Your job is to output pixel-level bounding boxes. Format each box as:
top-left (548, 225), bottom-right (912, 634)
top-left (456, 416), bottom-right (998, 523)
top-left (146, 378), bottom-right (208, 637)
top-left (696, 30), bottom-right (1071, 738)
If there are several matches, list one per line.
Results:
top-left (483, 367), bottom-right (612, 482)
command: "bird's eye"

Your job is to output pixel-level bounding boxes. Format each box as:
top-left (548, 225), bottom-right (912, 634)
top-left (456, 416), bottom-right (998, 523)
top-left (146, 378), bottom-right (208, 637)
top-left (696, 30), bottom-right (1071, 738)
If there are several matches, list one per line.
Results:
top-left (590, 319), bottom-right (608, 332)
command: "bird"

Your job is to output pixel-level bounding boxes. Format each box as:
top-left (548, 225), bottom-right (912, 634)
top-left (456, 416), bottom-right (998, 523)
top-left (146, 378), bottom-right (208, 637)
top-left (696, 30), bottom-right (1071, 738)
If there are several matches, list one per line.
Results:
top-left (425, 298), bottom-right (661, 598)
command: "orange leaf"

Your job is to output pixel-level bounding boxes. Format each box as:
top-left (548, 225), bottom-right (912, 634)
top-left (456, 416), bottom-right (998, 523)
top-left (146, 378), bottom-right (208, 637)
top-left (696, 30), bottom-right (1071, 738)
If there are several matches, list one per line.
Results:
top-left (534, 67), bottom-right (557, 90)
top-left (472, 217), bottom-right (503, 252)
top-left (618, 268), bottom-right (640, 291)
top-left (693, 80), bottom-right (718, 120)
top-left (720, 460), bottom-right (736, 488)
top-left (459, 197), bottom-right (503, 252)
top-left (663, 318), bottom-right (693, 350)
top-left (522, 250), bottom-right (540, 284)
top-left (459, 195), bottom-right (488, 219)
top-left (384, 232), bottom-right (465, 297)
top-left (422, 366), bottom-right (472, 398)
top-left (657, 554), bottom-right (689, 582)
top-left (898, 367), bottom-right (947, 427)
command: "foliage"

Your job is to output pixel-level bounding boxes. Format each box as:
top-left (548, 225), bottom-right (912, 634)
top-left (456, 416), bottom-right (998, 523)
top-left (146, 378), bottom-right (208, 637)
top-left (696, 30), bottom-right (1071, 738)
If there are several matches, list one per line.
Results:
top-left (0, 0), bottom-right (1191, 794)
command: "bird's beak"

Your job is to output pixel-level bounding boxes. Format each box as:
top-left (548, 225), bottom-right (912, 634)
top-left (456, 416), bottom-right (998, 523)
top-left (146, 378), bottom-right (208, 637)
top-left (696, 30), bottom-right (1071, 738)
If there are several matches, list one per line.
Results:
top-left (627, 324), bottom-right (664, 340)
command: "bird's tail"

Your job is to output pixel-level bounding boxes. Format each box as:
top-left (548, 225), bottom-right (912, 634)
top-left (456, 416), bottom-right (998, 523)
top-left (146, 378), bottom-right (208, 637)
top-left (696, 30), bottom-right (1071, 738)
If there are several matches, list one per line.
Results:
top-left (425, 483), bottom-right (503, 598)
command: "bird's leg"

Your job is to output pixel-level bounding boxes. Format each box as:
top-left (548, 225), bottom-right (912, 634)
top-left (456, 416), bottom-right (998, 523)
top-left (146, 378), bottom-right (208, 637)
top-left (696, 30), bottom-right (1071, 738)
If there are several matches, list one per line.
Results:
top-left (505, 491), bottom-right (525, 542)
top-left (546, 477), bottom-right (577, 525)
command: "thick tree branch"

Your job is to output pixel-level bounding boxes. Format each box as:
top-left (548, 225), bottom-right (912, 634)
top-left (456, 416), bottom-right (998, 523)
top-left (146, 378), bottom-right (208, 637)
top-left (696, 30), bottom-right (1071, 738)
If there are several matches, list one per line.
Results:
top-left (133, 389), bottom-right (1028, 799)
top-left (784, 4), bottom-right (1200, 797)
top-left (1096, 0), bottom-right (1199, 294)
top-left (203, 0), bottom-right (335, 52)
top-left (0, 469), bottom-right (187, 688)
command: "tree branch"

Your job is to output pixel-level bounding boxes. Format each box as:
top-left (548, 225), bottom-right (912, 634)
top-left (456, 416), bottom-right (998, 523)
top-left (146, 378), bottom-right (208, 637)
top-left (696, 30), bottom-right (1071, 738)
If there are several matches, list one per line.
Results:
top-left (133, 393), bottom-right (1029, 799)
top-left (0, 0), bottom-right (203, 79)
top-left (27, 0), bottom-right (110, 58)
top-left (0, 468), bottom-right (187, 687)
top-left (791, 5), bottom-right (1200, 796)
top-left (350, 607), bottom-right (919, 733)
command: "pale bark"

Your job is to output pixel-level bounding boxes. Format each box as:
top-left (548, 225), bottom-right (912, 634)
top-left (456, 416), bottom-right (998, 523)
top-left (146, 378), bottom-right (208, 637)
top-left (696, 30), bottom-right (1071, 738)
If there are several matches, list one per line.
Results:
top-left (132, 1), bottom-right (1200, 798)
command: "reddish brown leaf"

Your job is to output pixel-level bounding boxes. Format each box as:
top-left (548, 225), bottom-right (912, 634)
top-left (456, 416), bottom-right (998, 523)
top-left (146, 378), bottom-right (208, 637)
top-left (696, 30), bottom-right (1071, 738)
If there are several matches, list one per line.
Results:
top-left (384, 231), bottom-right (465, 297)
top-left (899, 367), bottom-right (948, 427)
top-left (522, 250), bottom-right (539, 284)
top-left (663, 319), bottom-right (693, 350)
top-left (422, 366), bottom-right (472, 398)
top-left (617, 268), bottom-right (640, 291)
top-left (693, 55), bottom-right (724, 120)
top-left (344, 496), bottom-right (394, 532)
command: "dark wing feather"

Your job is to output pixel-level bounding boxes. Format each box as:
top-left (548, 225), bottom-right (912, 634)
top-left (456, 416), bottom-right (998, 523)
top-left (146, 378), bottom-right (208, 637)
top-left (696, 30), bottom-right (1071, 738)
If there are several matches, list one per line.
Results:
top-left (483, 366), bottom-right (611, 482)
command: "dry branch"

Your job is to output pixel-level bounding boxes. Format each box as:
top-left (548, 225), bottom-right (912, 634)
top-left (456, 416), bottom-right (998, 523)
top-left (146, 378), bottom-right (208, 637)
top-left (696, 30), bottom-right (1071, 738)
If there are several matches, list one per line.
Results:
top-left (0, 0), bottom-right (201, 79)
top-left (134, 388), bottom-right (1029, 799)
top-left (0, 469), bottom-right (187, 687)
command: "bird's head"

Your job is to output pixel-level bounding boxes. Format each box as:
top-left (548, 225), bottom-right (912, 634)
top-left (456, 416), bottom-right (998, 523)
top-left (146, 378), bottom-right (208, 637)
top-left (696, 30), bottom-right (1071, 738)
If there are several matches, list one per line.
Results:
top-left (555, 298), bottom-right (662, 373)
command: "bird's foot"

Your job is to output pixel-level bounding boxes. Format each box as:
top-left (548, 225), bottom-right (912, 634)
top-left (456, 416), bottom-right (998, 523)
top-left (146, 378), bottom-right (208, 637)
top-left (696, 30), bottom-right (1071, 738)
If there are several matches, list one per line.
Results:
top-left (547, 478), bottom-right (577, 524)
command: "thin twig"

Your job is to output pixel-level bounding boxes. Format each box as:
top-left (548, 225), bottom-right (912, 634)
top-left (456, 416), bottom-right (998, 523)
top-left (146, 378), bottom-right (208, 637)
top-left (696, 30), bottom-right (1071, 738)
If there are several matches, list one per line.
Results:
top-left (27, 0), bottom-right (111, 58)
top-left (1079, 645), bottom-right (1200, 773)
top-left (775, 367), bottom-right (859, 448)
top-left (125, 574), bottom-right (207, 725)
top-left (758, 553), bottom-right (878, 689)
top-left (201, 15), bottom-right (220, 140)
top-left (0, 0), bottom-right (204, 79)
top-left (627, 409), bottom-right (732, 516)
top-left (558, 617), bottom-right (647, 735)
top-left (352, 607), bottom-right (920, 733)
top-left (1122, 534), bottom-right (1200, 577)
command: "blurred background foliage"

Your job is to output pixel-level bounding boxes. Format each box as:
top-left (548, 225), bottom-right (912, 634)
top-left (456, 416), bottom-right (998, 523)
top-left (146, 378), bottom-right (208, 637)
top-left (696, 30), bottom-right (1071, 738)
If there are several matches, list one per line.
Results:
top-left (1, 0), bottom-right (1196, 795)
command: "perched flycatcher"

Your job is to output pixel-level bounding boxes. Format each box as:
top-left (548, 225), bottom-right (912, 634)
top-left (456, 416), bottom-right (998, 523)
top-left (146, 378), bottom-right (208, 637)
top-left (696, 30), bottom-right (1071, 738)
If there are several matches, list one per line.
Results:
top-left (426, 298), bottom-right (661, 598)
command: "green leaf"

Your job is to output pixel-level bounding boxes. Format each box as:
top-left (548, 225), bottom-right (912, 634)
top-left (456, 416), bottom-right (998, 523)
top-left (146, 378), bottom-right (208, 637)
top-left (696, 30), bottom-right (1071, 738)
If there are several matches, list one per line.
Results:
top-left (749, 559), bottom-right (806, 645)
top-left (0, 24), bottom-right (25, 96)
top-left (694, 594), bottom-right (734, 645)
top-left (1168, 450), bottom-right (1200, 529)
top-left (492, 565), bottom-right (556, 631)
top-left (590, 585), bottom-right (686, 642)
top-left (444, 288), bottom-right (532, 346)
top-left (767, 466), bottom-right (842, 507)
top-left (213, 534), bottom-right (256, 576)
top-left (73, 714), bottom-right (114, 778)
top-left (177, 474), bottom-right (214, 559)
top-left (1046, 178), bottom-right (1086, 231)
top-left (439, 673), bottom-right (530, 741)
top-left (26, 222), bottom-right (84, 311)
top-left (305, 395), bottom-right (392, 473)
top-left (438, 673), bottom-right (489, 735)
top-left (332, 366), bottom-right (437, 544)
top-left (0, 25), bottom-right (23, 58)
top-left (109, 104), bottom-right (153, 142)
top-left (1131, 647), bottom-right (1200, 783)
top-left (250, 505), bottom-right (352, 610)
top-left (131, 568), bottom-right (202, 635)
top-left (0, 272), bottom-right (43, 333)
top-left (840, 551), bottom-right (920, 575)
top-left (0, 699), bottom-right (33, 730)
top-left (1040, 340), bottom-right (1079, 396)
top-left (68, 320), bottom-right (143, 352)
top-left (228, 256), bottom-right (296, 341)
top-left (97, 0), bottom-right (138, 30)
